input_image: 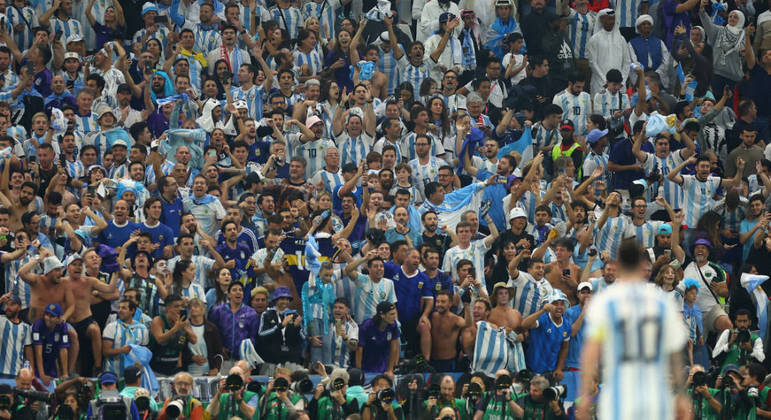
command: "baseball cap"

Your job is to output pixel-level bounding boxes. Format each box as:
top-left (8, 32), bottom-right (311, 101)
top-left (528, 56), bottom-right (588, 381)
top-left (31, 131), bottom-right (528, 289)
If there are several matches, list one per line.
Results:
top-left (577, 282), bottom-right (593, 292)
top-left (508, 207), bottom-right (527, 221)
top-left (657, 224), bottom-right (673, 235)
top-left (124, 366), bottom-right (141, 383)
top-left (111, 139), bottom-right (128, 149)
top-left (306, 115), bottom-right (323, 127)
top-left (63, 52), bottom-right (80, 61)
top-left (559, 119), bottom-right (574, 131)
top-left (233, 100), bottom-right (248, 109)
top-left (45, 302), bottom-right (63, 317)
top-left (100, 372), bottom-right (118, 385)
top-left (693, 238), bottom-right (712, 249)
top-left (64, 253), bottom-right (83, 267)
top-left (439, 12), bottom-right (455, 23)
top-left (586, 129), bottom-right (609, 145)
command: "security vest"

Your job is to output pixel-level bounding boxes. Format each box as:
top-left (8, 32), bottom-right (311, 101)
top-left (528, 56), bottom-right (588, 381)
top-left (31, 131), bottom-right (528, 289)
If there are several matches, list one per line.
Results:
top-left (551, 141), bottom-right (582, 178)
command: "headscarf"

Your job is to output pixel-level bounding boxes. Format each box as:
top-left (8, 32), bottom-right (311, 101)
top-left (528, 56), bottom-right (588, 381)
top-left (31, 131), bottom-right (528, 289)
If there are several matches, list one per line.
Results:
top-left (150, 70), bottom-right (174, 103)
top-left (634, 14), bottom-right (653, 33)
top-left (726, 10), bottom-right (745, 35)
top-left (593, 9), bottom-right (623, 42)
top-left (195, 98), bottom-right (221, 132)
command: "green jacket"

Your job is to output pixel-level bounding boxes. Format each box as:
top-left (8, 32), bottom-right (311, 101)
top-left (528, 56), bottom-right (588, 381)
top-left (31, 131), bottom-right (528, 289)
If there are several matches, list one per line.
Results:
top-left (421, 398), bottom-right (468, 420)
top-left (216, 390), bottom-right (258, 420)
top-left (261, 392), bottom-right (307, 420)
top-left (689, 387), bottom-right (720, 420)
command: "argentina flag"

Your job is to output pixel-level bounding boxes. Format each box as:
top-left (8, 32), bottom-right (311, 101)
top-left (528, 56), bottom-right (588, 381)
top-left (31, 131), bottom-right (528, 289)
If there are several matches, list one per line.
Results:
top-left (741, 273), bottom-right (770, 340)
top-left (471, 321), bottom-right (526, 376)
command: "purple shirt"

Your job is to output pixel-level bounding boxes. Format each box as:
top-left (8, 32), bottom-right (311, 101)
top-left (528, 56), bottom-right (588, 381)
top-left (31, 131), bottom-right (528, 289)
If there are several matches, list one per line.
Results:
top-left (147, 110), bottom-right (169, 138)
top-left (358, 318), bottom-right (400, 373)
top-left (208, 303), bottom-right (259, 358)
top-left (33, 68), bottom-right (53, 97)
top-left (31, 319), bottom-right (69, 378)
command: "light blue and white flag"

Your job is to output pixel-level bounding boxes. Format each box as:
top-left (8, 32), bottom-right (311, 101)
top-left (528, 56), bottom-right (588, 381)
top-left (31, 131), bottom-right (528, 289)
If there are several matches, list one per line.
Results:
top-left (420, 181), bottom-right (485, 232)
top-left (471, 321), bottom-right (526, 376)
top-left (498, 125), bottom-right (534, 163)
top-left (741, 273), bottom-right (770, 340)
top-left (238, 338), bottom-right (264, 369)
top-left (156, 93), bottom-right (189, 106)
top-left (124, 345), bottom-right (159, 395)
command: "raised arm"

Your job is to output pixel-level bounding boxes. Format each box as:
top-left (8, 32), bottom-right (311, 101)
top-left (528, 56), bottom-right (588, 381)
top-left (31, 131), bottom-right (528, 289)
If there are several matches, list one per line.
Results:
top-left (667, 155), bottom-right (695, 185)
top-left (85, 0), bottom-right (97, 26)
top-left (632, 122), bottom-right (648, 163)
top-left (721, 157), bottom-right (744, 189)
top-left (384, 15), bottom-right (403, 60)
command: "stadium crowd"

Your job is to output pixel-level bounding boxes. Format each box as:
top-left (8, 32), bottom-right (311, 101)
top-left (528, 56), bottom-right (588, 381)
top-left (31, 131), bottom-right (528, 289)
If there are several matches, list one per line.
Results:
top-left (0, 0), bottom-right (766, 417)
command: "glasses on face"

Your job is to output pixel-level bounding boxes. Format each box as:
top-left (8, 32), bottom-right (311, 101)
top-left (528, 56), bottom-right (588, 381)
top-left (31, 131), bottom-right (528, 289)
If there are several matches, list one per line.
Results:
top-left (415, 142), bottom-right (430, 146)
top-left (633, 204), bottom-right (647, 208)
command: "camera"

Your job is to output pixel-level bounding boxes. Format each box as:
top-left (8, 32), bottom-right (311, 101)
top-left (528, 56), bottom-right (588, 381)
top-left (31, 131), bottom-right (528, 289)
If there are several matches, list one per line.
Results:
top-left (465, 382), bottom-right (482, 399)
top-left (291, 377), bottom-right (313, 394)
top-left (692, 371), bottom-right (709, 388)
top-left (332, 378), bottom-right (345, 391)
top-left (737, 328), bottom-right (751, 343)
top-left (224, 374), bottom-right (244, 392)
top-left (588, 248), bottom-right (597, 257)
top-left (377, 388), bottom-right (395, 404)
top-left (427, 384), bottom-right (441, 399)
top-left (15, 389), bottom-right (53, 404)
top-left (543, 385), bottom-right (566, 401)
top-left (495, 374), bottom-right (512, 391)
top-left (55, 403), bottom-right (75, 420)
top-left (0, 395), bottom-right (10, 411)
top-left (164, 399), bottom-right (185, 419)
top-left (273, 377), bottom-right (289, 393)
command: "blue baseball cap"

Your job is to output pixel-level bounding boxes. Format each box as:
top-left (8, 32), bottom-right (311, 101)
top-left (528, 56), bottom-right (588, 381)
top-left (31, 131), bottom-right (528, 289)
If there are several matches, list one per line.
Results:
top-left (586, 128), bottom-right (609, 145)
top-left (100, 372), bottom-right (118, 385)
top-left (683, 278), bottom-right (700, 290)
top-left (439, 12), bottom-right (455, 23)
top-left (45, 303), bottom-right (62, 317)
top-left (657, 224), bottom-right (673, 235)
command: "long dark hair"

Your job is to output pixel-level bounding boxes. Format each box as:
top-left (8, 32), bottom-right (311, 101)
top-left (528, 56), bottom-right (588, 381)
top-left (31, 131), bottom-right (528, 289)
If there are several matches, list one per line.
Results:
top-left (428, 96), bottom-right (451, 137)
top-left (172, 259), bottom-right (194, 293)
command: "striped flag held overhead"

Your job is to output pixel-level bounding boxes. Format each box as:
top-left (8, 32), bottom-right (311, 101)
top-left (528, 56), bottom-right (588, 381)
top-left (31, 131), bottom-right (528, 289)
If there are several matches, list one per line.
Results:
top-left (741, 273), bottom-right (770, 340)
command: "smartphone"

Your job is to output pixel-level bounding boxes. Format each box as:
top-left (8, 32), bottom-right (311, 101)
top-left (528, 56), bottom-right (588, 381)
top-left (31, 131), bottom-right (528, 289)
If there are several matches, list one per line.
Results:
top-left (562, 269), bottom-right (570, 277)
top-left (54, 31), bottom-right (63, 42)
top-left (664, 249), bottom-right (672, 258)
top-left (588, 248), bottom-right (597, 257)
top-left (180, 309), bottom-right (188, 320)
top-left (150, 139), bottom-right (159, 151)
top-left (144, 61), bottom-right (153, 75)
top-left (154, 15), bottom-right (168, 24)
top-left (24, 61), bottom-right (34, 75)
top-left (335, 319), bottom-right (342, 328)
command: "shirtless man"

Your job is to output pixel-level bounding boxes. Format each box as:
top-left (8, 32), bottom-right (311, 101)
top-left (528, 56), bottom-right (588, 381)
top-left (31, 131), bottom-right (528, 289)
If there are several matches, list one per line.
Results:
top-left (487, 282), bottom-right (522, 334)
top-left (18, 249), bottom-right (79, 373)
top-left (2, 180), bottom-right (37, 231)
top-left (65, 253), bottom-right (118, 376)
top-left (422, 290), bottom-right (467, 372)
top-left (545, 238), bottom-right (581, 305)
top-left (462, 299), bottom-right (493, 356)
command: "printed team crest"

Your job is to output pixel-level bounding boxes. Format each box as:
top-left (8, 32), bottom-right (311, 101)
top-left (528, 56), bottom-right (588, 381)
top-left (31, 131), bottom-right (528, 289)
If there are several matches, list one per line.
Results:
top-left (435, 282), bottom-right (441, 291)
top-left (563, 331), bottom-right (567, 337)
top-left (386, 332), bottom-right (392, 340)
top-left (159, 235), bottom-right (164, 241)
top-left (417, 282), bottom-right (423, 289)
top-left (54, 333), bottom-right (60, 342)
top-left (547, 328), bottom-right (552, 334)
top-left (380, 292), bottom-right (386, 299)
top-left (204, 209), bottom-right (209, 214)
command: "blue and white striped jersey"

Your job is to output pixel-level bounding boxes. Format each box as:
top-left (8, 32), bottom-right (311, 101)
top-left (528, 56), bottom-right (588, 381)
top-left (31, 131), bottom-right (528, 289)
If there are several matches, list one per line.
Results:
top-left (508, 271), bottom-right (554, 318)
top-left (372, 137), bottom-right (404, 163)
top-left (531, 122), bottom-right (562, 151)
top-left (614, 0), bottom-right (644, 28)
top-left (132, 25), bottom-right (171, 49)
top-left (553, 89), bottom-right (592, 135)
top-left (288, 134), bottom-right (336, 179)
top-left (4, 254), bottom-right (31, 309)
top-left (0, 316), bottom-right (31, 376)
top-left (442, 240), bottom-right (490, 284)
top-left (352, 274), bottom-right (397, 324)
top-left (640, 151), bottom-right (685, 209)
top-left (594, 214), bottom-right (631, 260)
top-left (321, 318), bottom-right (357, 368)
top-left (50, 17), bottom-right (81, 41)
top-left (301, 0), bottom-right (339, 39)
top-left (397, 55), bottom-right (430, 98)
top-left (567, 9), bottom-right (595, 59)
top-left (193, 25), bottom-right (222, 54)
top-left (378, 46), bottom-right (403, 95)
top-left (624, 220), bottom-right (664, 249)
top-left (681, 175), bottom-right (722, 227)
top-left (168, 255), bottom-right (215, 289)
top-left (75, 112), bottom-right (99, 136)
top-left (293, 48), bottom-right (323, 76)
top-left (102, 319), bottom-right (150, 375)
top-left (585, 282), bottom-right (687, 420)
top-left (337, 132), bottom-right (374, 166)
top-left (593, 88), bottom-right (630, 120)
top-left (310, 168), bottom-right (344, 194)
top-left (582, 151), bottom-right (610, 184)
top-left (230, 84), bottom-right (265, 120)
top-left (400, 131), bottom-right (443, 162)
top-left (270, 5), bottom-right (303, 40)
top-left (408, 156), bottom-right (446, 199)
top-left (6, 6), bottom-right (37, 52)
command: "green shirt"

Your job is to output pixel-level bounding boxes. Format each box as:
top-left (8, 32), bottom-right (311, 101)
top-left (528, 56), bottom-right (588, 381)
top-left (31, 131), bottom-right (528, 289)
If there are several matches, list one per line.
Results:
top-left (262, 392), bottom-right (306, 420)
top-left (688, 388), bottom-right (720, 420)
top-left (721, 332), bottom-right (761, 369)
top-left (517, 395), bottom-right (560, 420)
top-left (217, 390), bottom-right (258, 420)
top-left (316, 395), bottom-right (357, 419)
top-left (422, 398), bottom-right (468, 420)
